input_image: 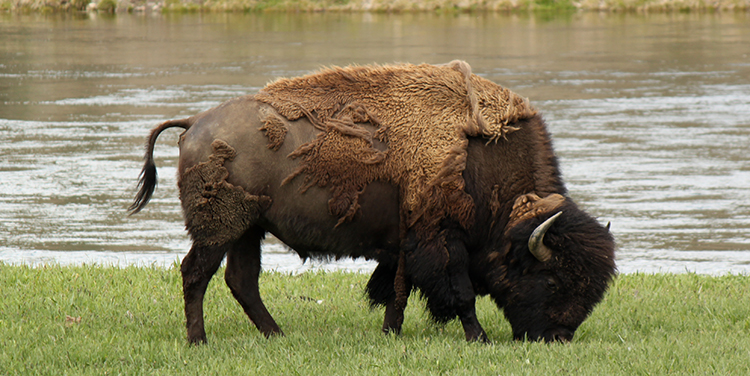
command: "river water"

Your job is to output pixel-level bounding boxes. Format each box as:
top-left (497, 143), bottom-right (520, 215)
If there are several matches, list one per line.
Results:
top-left (1, 11), bottom-right (749, 274)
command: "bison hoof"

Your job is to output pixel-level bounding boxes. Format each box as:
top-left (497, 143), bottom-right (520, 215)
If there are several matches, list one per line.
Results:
top-left (262, 329), bottom-right (285, 339)
top-left (188, 336), bottom-right (207, 346)
top-left (382, 326), bottom-right (402, 336)
top-left (466, 331), bottom-right (490, 344)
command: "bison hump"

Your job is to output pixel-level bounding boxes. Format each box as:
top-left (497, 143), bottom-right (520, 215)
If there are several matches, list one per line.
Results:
top-left (255, 61), bottom-right (537, 240)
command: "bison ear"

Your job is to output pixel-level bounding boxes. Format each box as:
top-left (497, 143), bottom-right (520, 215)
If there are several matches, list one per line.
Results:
top-left (528, 211), bottom-right (562, 262)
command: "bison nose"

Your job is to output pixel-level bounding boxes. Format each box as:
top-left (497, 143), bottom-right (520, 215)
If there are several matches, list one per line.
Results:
top-left (543, 328), bottom-right (574, 343)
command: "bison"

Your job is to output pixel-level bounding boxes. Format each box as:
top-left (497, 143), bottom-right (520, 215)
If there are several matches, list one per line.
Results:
top-left (130, 63), bottom-right (616, 344)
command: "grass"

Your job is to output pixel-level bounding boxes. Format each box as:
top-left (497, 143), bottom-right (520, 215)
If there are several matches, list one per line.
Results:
top-left (1, 263), bottom-right (749, 375)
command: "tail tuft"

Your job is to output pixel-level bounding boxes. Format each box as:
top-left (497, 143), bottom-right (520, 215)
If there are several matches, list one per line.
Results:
top-left (128, 118), bottom-right (192, 215)
top-left (128, 160), bottom-right (157, 214)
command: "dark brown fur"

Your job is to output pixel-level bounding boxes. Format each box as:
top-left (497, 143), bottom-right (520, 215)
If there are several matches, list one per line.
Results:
top-left (131, 83), bottom-right (615, 344)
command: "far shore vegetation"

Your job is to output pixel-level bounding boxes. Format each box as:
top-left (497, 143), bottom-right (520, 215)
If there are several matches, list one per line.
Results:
top-left (2, 0), bottom-right (749, 14)
top-left (1, 264), bottom-right (749, 374)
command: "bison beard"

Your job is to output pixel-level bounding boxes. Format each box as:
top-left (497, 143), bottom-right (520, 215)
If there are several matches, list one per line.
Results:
top-left (130, 62), bottom-right (616, 344)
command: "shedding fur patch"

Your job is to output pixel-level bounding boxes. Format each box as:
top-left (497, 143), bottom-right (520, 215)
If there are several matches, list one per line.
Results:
top-left (259, 110), bottom-right (288, 151)
top-left (179, 140), bottom-right (272, 247)
top-left (255, 61), bottom-right (537, 239)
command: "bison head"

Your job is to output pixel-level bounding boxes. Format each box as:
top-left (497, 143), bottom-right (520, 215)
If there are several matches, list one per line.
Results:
top-left (490, 194), bottom-right (616, 342)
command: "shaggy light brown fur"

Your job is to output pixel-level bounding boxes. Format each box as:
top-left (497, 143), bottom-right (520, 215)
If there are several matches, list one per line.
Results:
top-left (179, 140), bottom-right (272, 247)
top-left (506, 193), bottom-right (566, 233)
top-left (255, 61), bottom-right (537, 239)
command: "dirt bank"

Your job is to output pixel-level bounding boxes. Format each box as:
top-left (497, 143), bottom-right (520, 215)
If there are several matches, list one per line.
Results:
top-left (4, 0), bottom-right (749, 12)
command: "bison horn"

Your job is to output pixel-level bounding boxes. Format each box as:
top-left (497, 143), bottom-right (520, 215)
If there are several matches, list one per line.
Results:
top-left (528, 211), bottom-right (563, 263)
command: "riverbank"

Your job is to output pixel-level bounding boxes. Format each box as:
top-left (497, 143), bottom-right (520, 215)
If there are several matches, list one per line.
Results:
top-left (3, 0), bottom-right (749, 13)
top-left (1, 264), bottom-right (749, 374)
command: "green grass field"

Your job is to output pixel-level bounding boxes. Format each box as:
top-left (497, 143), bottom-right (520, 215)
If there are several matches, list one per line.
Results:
top-left (1, 263), bottom-right (749, 375)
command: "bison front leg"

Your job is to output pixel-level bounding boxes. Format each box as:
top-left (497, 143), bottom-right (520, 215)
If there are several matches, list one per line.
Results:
top-left (410, 230), bottom-right (490, 343)
top-left (383, 251), bottom-right (411, 334)
top-left (382, 250), bottom-right (411, 335)
top-left (367, 255), bottom-right (412, 336)
top-left (180, 243), bottom-right (228, 345)
top-left (382, 298), bottom-right (407, 335)
top-left (457, 299), bottom-right (489, 343)
top-left (450, 263), bottom-right (490, 343)
top-left (224, 228), bottom-right (283, 338)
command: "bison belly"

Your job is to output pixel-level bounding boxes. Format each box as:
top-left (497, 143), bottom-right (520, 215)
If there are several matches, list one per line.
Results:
top-left (177, 95), bottom-right (401, 261)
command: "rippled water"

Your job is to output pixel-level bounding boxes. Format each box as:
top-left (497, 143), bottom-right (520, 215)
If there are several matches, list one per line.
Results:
top-left (1, 12), bottom-right (749, 274)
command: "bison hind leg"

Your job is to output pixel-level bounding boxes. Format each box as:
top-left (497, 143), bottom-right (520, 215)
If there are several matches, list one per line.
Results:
top-left (181, 241), bottom-right (230, 345)
top-left (178, 139), bottom-right (274, 343)
top-left (225, 227), bottom-right (283, 338)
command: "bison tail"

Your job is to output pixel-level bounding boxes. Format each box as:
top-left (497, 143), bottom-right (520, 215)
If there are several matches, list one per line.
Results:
top-left (128, 118), bottom-right (192, 214)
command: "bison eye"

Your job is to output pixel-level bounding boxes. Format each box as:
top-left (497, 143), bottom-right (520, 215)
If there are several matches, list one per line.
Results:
top-left (545, 278), bottom-right (558, 292)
